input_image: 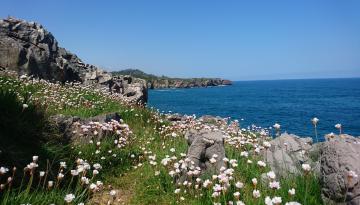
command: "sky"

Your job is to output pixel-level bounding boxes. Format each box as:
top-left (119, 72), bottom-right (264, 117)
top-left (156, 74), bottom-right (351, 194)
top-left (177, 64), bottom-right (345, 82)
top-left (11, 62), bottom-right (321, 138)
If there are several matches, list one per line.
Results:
top-left (1, 0), bottom-right (360, 80)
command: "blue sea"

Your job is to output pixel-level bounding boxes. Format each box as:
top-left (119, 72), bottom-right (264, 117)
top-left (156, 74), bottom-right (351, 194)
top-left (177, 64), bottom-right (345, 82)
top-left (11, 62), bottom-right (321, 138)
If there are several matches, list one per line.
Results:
top-left (148, 78), bottom-right (360, 140)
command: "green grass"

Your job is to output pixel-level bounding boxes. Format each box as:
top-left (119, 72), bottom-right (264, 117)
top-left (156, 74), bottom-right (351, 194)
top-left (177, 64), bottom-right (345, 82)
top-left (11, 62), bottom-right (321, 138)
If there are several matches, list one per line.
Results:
top-left (0, 74), bottom-right (322, 205)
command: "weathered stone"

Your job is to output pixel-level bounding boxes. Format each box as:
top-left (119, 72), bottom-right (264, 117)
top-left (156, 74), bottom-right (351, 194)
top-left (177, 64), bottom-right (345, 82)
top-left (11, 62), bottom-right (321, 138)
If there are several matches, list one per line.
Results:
top-left (185, 129), bottom-right (226, 174)
top-left (49, 112), bottom-right (122, 142)
top-left (320, 134), bottom-right (360, 204)
top-left (263, 133), bottom-right (314, 176)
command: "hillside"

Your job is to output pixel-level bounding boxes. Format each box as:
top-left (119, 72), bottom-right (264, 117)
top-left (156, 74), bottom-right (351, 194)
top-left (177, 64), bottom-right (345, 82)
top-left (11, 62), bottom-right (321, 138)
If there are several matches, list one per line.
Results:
top-left (112, 69), bottom-right (232, 89)
top-left (0, 71), bottom-right (323, 204)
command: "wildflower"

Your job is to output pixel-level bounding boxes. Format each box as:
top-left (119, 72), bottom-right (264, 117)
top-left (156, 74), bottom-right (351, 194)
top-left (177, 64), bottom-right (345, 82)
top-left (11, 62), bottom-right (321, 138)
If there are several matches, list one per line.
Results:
top-left (235, 181), bottom-right (244, 189)
top-left (64, 194), bottom-right (75, 203)
top-left (252, 189), bottom-right (261, 198)
top-left (57, 173), bottom-right (64, 180)
top-left (266, 171), bottom-right (276, 180)
top-left (48, 181), bottom-right (54, 188)
top-left (301, 163), bottom-right (311, 172)
top-left (285, 202), bottom-right (301, 205)
top-left (263, 141), bottom-right (271, 148)
top-left (240, 151), bottom-right (248, 158)
top-left (39, 171), bottom-right (45, 177)
top-left (311, 117), bottom-right (319, 125)
top-left (335, 124), bottom-right (342, 129)
top-left (93, 170), bottom-right (99, 175)
top-left (269, 181), bottom-right (281, 190)
top-left (170, 148), bottom-right (175, 153)
top-left (93, 163), bottom-right (102, 170)
top-left (348, 170), bottom-right (358, 179)
top-left (71, 170), bottom-right (79, 176)
top-left (60, 162), bottom-right (67, 169)
top-left (20, 74), bottom-right (27, 79)
top-left (334, 123), bottom-right (343, 135)
top-left (110, 190), bottom-right (117, 196)
top-left (96, 181), bottom-right (103, 187)
top-left (203, 179), bottom-right (212, 188)
top-left (257, 160), bottom-right (266, 167)
top-left (273, 123), bottom-right (281, 130)
top-left (272, 196), bottom-right (282, 205)
top-left (209, 158), bottom-right (217, 164)
top-left (236, 201), bottom-right (245, 205)
top-left (22, 104), bottom-right (29, 109)
top-left (288, 188), bottom-right (296, 196)
top-left (0, 167), bottom-right (9, 174)
top-left (89, 183), bottom-right (97, 190)
top-left (265, 196), bottom-right (273, 205)
top-left (174, 188), bottom-right (181, 194)
top-left (252, 178), bottom-right (258, 186)
top-left (233, 191), bottom-right (240, 199)
top-left (32, 156), bottom-right (39, 162)
top-left (27, 162), bottom-right (38, 169)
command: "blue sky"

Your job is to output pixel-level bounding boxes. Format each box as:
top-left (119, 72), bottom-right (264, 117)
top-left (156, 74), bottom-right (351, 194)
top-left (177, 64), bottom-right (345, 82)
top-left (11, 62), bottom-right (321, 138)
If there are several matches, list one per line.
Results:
top-left (2, 0), bottom-right (360, 80)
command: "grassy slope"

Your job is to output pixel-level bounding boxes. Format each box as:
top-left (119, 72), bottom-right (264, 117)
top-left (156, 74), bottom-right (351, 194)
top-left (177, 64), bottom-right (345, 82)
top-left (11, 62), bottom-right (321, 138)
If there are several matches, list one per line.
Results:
top-left (0, 74), bottom-right (322, 205)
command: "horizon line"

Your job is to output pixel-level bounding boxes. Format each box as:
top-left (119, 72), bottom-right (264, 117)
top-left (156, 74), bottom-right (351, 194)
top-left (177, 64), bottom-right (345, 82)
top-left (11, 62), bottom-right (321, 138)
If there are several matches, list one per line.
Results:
top-left (234, 76), bottom-right (360, 82)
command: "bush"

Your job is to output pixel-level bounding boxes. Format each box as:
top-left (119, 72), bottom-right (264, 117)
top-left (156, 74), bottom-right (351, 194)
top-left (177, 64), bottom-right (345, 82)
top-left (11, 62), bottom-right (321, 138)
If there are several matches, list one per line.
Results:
top-left (0, 89), bottom-right (47, 168)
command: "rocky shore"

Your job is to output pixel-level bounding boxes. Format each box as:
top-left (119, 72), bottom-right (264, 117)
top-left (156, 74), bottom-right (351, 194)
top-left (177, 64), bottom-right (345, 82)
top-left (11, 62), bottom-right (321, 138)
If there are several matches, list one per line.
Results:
top-left (112, 69), bottom-right (232, 89)
top-left (164, 113), bottom-right (360, 204)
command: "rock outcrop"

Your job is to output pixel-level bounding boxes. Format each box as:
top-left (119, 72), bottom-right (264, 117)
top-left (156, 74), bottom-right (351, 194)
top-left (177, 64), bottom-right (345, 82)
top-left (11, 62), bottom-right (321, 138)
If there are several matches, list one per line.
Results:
top-left (262, 133), bottom-right (315, 176)
top-left (0, 17), bottom-right (147, 104)
top-left (50, 112), bottom-right (127, 144)
top-left (149, 78), bottom-right (232, 89)
top-left (320, 134), bottom-right (360, 204)
top-left (263, 133), bottom-right (360, 204)
top-left (184, 129), bottom-right (226, 175)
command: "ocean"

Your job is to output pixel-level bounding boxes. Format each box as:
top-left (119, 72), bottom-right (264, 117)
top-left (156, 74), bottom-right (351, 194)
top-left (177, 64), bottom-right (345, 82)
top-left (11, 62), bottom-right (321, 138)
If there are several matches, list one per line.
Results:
top-left (148, 78), bottom-right (360, 140)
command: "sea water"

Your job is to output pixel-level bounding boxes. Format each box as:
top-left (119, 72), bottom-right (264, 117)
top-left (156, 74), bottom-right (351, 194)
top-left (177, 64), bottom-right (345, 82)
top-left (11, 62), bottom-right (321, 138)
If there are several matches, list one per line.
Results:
top-left (149, 78), bottom-right (360, 140)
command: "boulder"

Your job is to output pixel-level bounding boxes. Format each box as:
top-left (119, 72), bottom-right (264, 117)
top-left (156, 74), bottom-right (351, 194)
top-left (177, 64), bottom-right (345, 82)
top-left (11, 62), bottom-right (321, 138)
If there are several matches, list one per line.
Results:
top-left (320, 134), bottom-right (360, 204)
top-left (263, 133), bottom-right (314, 176)
top-left (185, 129), bottom-right (226, 175)
top-left (49, 112), bottom-right (122, 142)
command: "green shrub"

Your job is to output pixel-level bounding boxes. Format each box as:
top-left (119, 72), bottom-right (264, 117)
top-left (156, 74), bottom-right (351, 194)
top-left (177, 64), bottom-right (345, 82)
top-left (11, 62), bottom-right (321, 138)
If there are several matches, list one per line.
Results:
top-left (0, 89), bottom-right (48, 168)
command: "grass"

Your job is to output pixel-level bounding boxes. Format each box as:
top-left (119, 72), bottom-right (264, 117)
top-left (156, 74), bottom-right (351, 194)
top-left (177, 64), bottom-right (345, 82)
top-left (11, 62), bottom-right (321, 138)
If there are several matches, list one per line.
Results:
top-left (0, 73), bottom-right (323, 205)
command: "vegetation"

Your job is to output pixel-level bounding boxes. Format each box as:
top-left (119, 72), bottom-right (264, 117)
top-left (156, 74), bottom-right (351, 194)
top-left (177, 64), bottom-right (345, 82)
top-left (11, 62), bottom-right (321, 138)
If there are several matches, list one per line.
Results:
top-left (111, 69), bottom-right (228, 89)
top-left (0, 73), bottom-right (322, 204)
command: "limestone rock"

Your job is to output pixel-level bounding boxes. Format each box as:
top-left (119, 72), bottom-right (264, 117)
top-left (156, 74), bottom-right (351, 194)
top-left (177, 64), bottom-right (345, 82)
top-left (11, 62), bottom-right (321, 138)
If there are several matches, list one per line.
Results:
top-left (263, 133), bottom-right (314, 176)
top-left (49, 112), bottom-right (122, 142)
top-left (185, 129), bottom-right (226, 175)
top-left (0, 17), bottom-right (147, 104)
top-left (320, 134), bottom-right (360, 204)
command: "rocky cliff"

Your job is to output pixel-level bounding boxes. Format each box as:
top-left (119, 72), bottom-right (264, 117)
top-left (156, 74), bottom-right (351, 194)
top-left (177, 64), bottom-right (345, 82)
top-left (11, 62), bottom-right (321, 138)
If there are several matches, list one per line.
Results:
top-left (0, 17), bottom-right (147, 104)
top-left (112, 69), bottom-right (232, 89)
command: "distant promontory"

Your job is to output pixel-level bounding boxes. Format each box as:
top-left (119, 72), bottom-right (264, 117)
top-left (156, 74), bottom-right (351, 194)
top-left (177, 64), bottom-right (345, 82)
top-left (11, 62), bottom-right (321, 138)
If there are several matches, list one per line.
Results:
top-left (112, 69), bottom-right (232, 89)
